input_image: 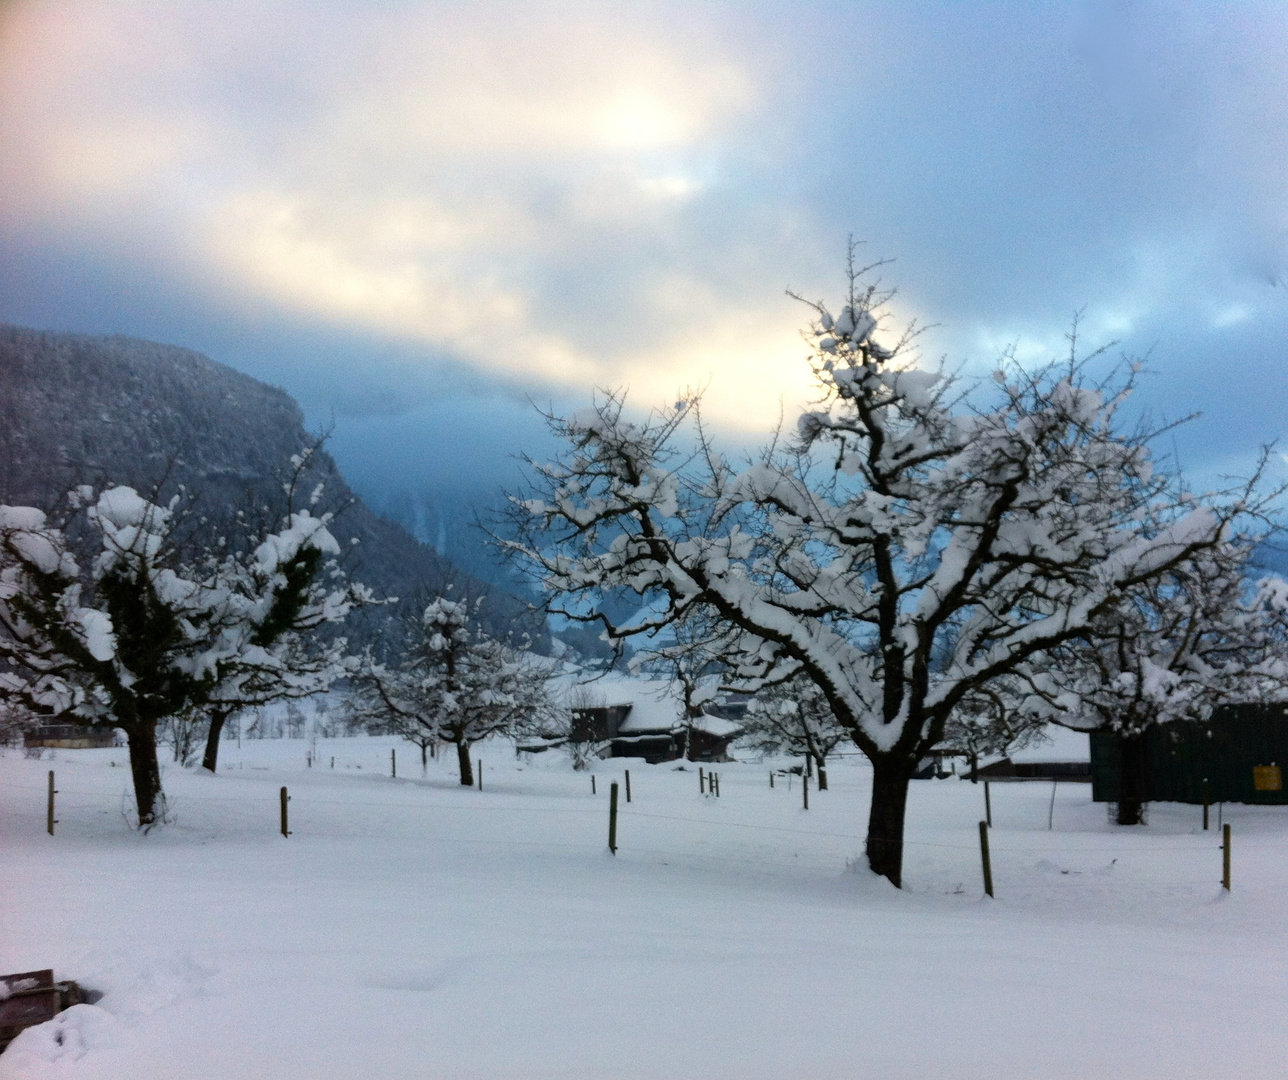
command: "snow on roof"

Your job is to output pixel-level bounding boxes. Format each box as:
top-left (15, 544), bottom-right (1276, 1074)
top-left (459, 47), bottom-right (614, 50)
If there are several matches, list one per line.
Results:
top-left (691, 713), bottom-right (742, 738)
top-left (550, 672), bottom-right (680, 722)
top-left (549, 672), bottom-right (743, 737)
top-left (618, 695), bottom-right (683, 733)
top-left (1009, 726), bottom-right (1090, 764)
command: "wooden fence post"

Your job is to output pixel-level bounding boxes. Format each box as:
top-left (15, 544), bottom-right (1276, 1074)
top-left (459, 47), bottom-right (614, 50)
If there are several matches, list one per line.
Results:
top-left (608, 782), bottom-right (619, 854)
top-left (391, 748), bottom-right (396, 779)
top-left (47, 771), bottom-right (57, 836)
top-left (1222, 823), bottom-right (1231, 891)
top-left (713, 772), bottom-right (720, 798)
top-left (280, 786), bottom-right (290, 838)
top-left (625, 769), bottom-right (631, 803)
top-left (984, 780), bottom-right (992, 828)
top-left (769, 771), bottom-right (775, 789)
top-left (1047, 779), bottom-right (1057, 831)
top-left (978, 820), bottom-right (994, 897)
top-left (699, 766), bottom-right (705, 794)
top-left (591, 775), bottom-right (597, 795)
top-left (477, 760), bottom-right (482, 791)
top-left (1202, 778), bottom-right (1210, 831)
top-left (802, 769), bottom-right (809, 811)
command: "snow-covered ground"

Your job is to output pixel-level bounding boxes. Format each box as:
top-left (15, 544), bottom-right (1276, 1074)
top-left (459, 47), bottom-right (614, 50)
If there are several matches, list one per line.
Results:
top-left (3, 736), bottom-right (1286, 1079)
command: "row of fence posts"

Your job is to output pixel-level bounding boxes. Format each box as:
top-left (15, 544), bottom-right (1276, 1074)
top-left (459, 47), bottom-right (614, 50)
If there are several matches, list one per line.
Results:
top-left (388, 748), bottom-right (487, 789)
top-left (699, 767), bottom-right (720, 798)
top-left (269, 770), bottom-right (1234, 890)
top-left (40, 765), bottom-right (1238, 892)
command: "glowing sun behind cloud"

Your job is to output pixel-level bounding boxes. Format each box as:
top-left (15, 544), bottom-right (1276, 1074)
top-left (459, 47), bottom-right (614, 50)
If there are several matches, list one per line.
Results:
top-left (0, 0), bottom-right (828, 430)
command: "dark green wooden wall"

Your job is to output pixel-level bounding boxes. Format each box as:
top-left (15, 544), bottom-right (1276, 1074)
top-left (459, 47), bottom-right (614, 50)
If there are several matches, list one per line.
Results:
top-left (1090, 704), bottom-right (1288, 805)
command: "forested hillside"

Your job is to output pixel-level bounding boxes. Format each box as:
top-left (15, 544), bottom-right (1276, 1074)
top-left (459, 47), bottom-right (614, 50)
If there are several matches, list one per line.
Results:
top-left (0, 324), bottom-right (543, 651)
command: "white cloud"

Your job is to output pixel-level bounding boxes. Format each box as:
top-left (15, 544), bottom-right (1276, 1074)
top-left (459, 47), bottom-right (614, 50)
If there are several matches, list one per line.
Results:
top-left (0, 1), bottom-right (831, 429)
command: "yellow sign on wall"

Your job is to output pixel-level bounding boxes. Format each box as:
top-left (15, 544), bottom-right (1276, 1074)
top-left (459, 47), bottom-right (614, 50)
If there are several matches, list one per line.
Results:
top-left (1253, 765), bottom-right (1283, 792)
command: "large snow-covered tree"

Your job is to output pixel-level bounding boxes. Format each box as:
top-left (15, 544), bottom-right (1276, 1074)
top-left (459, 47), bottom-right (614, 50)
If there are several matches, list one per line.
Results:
top-left (507, 265), bottom-right (1238, 886)
top-left (352, 595), bottom-right (553, 785)
top-left (1018, 536), bottom-right (1288, 823)
top-left (0, 485), bottom-right (368, 825)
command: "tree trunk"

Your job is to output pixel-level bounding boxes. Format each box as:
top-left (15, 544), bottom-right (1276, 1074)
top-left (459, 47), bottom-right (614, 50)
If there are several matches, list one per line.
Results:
top-left (126, 720), bottom-right (164, 827)
top-left (456, 740), bottom-right (474, 786)
top-left (866, 758), bottom-right (913, 887)
top-left (816, 755), bottom-right (828, 791)
top-left (201, 709), bottom-right (229, 773)
top-left (1117, 729), bottom-right (1148, 826)
top-left (421, 743), bottom-right (428, 771)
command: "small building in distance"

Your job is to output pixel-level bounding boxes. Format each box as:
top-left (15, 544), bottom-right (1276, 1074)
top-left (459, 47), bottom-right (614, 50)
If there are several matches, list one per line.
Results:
top-left (24, 724), bottom-right (118, 750)
top-left (562, 675), bottom-right (743, 763)
top-left (921, 726), bottom-right (1091, 781)
top-left (1089, 703), bottom-right (1288, 805)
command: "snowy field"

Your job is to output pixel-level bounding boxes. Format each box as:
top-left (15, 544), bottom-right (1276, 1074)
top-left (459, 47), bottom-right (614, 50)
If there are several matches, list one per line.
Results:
top-left (4, 736), bottom-right (1288, 1079)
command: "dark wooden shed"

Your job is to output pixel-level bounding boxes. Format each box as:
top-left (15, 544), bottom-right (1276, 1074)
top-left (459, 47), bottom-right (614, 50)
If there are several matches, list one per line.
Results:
top-left (24, 723), bottom-right (117, 749)
top-left (1090, 704), bottom-right (1288, 805)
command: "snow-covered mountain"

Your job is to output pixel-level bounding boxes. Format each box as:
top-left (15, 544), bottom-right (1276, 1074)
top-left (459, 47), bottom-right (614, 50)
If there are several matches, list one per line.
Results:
top-left (0, 323), bottom-right (543, 652)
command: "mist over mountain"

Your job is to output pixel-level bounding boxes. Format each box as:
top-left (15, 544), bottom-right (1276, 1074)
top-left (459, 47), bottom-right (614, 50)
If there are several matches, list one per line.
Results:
top-left (0, 324), bottom-right (545, 651)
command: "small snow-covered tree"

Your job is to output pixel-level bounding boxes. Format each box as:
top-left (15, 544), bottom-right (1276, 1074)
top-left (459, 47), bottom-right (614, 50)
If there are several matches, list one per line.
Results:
top-left (506, 259), bottom-right (1239, 886)
top-left (743, 676), bottom-right (848, 788)
top-left (352, 595), bottom-right (553, 784)
top-left (0, 486), bottom-right (368, 826)
top-left (938, 681), bottom-right (1050, 781)
top-left (1019, 535), bottom-right (1288, 823)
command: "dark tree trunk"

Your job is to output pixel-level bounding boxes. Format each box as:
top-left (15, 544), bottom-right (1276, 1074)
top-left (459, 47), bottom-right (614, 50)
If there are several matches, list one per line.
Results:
top-left (816, 756), bottom-right (828, 791)
top-left (201, 709), bottom-right (229, 773)
top-left (421, 743), bottom-right (428, 770)
top-left (969, 752), bottom-right (979, 783)
top-left (126, 720), bottom-right (164, 827)
top-left (1117, 729), bottom-right (1148, 826)
top-left (456, 740), bottom-right (474, 786)
top-left (866, 758), bottom-right (913, 887)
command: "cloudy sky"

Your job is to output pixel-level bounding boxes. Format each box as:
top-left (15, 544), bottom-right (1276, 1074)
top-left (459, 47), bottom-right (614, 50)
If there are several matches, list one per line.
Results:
top-left (3, 0), bottom-right (1288, 525)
